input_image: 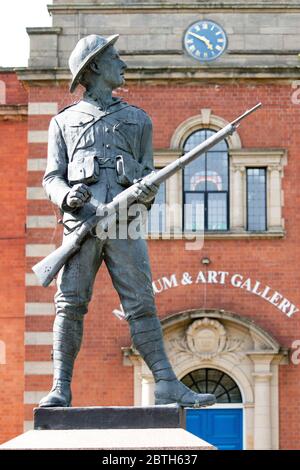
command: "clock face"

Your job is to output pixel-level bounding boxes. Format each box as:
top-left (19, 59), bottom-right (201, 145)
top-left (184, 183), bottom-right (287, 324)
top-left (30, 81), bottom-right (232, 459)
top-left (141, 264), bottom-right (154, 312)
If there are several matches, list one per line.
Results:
top-left (184, 20), bottom-right (227, 62)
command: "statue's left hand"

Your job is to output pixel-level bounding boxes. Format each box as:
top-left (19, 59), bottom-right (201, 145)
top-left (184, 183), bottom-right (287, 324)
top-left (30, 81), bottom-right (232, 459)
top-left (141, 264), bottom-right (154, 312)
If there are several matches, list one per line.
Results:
top-left (133, 180), bottom-right (159, 204)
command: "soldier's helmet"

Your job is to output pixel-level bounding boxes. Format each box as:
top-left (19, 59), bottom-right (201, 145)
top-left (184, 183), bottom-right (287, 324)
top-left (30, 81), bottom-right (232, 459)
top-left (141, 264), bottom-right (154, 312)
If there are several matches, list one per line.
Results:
top-left (69, 34), bottom-right (119, 93)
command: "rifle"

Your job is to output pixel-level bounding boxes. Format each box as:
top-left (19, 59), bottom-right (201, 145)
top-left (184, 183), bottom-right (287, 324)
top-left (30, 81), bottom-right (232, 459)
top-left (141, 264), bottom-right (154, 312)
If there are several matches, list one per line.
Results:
top-left (32, 102), bottom-right (262, 287)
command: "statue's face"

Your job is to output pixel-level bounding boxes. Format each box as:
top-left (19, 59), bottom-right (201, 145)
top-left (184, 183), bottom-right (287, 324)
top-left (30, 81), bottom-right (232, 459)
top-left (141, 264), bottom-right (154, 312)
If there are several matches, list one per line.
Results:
top-left (93, 45), bottom-right (127, 90)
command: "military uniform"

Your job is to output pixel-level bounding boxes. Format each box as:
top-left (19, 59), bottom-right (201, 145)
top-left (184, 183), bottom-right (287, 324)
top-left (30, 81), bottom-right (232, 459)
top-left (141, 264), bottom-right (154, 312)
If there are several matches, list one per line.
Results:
top-left (43, 95), bottom-right (157, 320)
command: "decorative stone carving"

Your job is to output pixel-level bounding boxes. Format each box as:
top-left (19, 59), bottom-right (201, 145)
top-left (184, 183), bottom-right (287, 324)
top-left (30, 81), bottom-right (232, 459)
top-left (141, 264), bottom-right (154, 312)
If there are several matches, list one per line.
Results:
top-left (170, 318), bottom-right (243, 360)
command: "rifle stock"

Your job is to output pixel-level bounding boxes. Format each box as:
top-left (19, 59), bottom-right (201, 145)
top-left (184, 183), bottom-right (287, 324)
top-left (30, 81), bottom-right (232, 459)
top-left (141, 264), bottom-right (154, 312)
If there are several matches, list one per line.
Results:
top-left (32, 235), bottom-right (82, 287)
top-left (32, 211), bottom-right (99, 286)
top-left (32, 103), bottom-right (262, 287)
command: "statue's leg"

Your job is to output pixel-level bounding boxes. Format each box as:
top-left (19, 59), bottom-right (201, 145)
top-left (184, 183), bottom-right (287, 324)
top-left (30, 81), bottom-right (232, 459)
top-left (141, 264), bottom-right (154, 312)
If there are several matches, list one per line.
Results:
top-left (39, 236), bottom-right (103, 407)
top-left (104, 237), bottom-right (216, 408)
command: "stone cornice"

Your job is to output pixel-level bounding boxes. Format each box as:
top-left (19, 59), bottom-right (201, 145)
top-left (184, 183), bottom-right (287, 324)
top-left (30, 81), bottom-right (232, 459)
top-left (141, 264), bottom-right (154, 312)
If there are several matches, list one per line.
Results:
top-left (148, 230), bottom-right (286, 240)
top-left (48, 2), bottom-right (300, 14)
top-left (0, 104), bottom-right (28, 121)
top-left (0, 67), bottom-right (16, 73)
top-left (26, 27), bottom-right (62, 35)
top-left (16, 65), bottom-right (300, 83)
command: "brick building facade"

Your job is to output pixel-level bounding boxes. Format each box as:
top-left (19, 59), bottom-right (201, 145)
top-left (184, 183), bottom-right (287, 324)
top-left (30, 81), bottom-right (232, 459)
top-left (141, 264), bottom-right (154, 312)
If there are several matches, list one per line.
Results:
top-left (1, 0), bottom-right (300, 449)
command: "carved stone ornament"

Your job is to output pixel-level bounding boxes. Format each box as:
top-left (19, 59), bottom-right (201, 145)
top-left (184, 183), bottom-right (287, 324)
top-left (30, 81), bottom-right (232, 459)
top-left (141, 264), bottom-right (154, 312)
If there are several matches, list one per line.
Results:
top-left (170, 318), bottom-right (243, 360)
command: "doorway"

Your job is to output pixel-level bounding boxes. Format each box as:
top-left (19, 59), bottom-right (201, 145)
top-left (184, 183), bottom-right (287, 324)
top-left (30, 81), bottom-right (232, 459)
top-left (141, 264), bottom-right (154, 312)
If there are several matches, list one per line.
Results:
top-left (182, 368), bottom-right (243, 450)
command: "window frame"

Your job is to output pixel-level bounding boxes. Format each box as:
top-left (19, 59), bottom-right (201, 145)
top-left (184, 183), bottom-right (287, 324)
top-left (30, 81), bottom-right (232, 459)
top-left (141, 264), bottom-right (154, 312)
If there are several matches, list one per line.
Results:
top-left (230, 149), bottom-right (286, 236)
top-left (246, 167), bottom-right (268, 232)
top-left (182, 128), bottom-right (230, 233)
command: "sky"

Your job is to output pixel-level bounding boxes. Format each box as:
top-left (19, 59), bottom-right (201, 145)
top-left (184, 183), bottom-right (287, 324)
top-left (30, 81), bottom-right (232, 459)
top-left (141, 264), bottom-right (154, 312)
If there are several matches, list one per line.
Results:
top-left (0, 1), bottom-right (52, 67)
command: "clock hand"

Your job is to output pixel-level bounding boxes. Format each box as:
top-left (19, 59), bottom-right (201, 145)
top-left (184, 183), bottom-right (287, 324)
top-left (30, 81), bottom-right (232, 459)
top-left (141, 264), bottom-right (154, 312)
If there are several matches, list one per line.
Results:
top-left (188, 32), bottom-right (213, 50)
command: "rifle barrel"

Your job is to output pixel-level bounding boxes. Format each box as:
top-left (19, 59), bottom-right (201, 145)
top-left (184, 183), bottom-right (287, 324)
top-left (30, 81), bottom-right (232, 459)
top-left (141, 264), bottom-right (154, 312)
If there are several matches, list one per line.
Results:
top-left (230, 102), bottom-right (262, 127)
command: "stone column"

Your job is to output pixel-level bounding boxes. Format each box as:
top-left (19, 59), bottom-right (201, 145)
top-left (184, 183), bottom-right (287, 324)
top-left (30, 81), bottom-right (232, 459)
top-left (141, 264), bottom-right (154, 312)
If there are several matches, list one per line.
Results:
top-left (167, 172), bottom-right (182, 233)
top-left (231, 166), bottom-right (245, 231)
top-left (252, 372), bottom-right (272, 449)
top-left (268, 165), bottom-right (282, 231)
top-left (249, 354), bottom-right (274, 450)
top-left (141, 374), bottom-right (155, 406)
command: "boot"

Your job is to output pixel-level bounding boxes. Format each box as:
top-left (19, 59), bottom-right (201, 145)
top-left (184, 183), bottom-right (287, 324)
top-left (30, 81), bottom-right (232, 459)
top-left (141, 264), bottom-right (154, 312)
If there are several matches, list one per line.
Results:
top-left (128, 314), bottom-right (216, 408)
top-left (39, 313), bottom-right (83, 407)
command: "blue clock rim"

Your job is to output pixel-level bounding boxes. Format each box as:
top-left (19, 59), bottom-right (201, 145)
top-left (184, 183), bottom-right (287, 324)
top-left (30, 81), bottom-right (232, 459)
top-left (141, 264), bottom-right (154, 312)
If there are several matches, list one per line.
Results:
top-left (183, 19), bottom-right (228, 62)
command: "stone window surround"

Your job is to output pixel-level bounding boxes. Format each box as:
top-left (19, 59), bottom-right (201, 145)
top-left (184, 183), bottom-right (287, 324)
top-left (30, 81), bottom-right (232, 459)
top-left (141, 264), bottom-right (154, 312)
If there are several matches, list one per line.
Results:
top-left (150, 109), bottom-right (286, 239)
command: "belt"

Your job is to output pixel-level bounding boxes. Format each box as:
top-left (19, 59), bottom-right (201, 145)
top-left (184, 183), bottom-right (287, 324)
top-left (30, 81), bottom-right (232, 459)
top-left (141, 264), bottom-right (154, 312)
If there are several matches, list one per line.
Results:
top-left (97, 157), bottom-right (115, 169)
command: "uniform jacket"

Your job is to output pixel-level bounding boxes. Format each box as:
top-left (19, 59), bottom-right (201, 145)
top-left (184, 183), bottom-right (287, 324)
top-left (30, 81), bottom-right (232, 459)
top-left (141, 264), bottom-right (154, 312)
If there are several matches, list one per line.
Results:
top-left (43, 97), bottom-right (154, 225)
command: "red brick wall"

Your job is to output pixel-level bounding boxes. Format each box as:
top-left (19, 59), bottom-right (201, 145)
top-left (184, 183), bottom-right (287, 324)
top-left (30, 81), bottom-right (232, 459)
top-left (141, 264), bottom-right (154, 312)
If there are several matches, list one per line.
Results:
top-left (0, 71), bottom-right (27, 105)
top-left (0, 71), bottom-right (27, 443)
top-left (4, 78), bottom-right (300, 448)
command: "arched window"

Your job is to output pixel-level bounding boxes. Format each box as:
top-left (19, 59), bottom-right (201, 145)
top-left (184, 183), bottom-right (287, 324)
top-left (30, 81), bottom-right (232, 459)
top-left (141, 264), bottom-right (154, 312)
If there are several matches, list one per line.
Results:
top-left (181, 368), bottom-right (242, 403)
top-left (183, 129), bottom-right (229, 231)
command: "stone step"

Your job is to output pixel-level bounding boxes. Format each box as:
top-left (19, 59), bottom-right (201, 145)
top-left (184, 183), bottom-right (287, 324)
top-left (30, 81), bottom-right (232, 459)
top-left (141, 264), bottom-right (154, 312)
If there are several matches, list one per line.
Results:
top-left (0, 428), bottom-right (215, 450)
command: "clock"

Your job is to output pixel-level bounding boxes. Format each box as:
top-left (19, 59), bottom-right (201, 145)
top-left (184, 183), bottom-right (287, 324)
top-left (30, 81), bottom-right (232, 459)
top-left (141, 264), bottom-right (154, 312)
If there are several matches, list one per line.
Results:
top-left (183, 20), bottom-right (227, 62)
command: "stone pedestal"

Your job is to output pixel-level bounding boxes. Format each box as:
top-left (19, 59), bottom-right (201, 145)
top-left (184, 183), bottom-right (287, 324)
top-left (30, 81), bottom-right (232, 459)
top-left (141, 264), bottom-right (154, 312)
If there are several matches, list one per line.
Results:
top-left (34, 405), bottom-right (185, 430)
top-left (0, 406), bottom-right (215, 450)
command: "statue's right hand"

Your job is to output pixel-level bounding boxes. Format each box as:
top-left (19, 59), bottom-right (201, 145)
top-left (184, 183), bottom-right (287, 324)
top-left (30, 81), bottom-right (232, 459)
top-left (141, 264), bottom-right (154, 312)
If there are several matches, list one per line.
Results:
top-left (66, 183), bottom-right (92, 209)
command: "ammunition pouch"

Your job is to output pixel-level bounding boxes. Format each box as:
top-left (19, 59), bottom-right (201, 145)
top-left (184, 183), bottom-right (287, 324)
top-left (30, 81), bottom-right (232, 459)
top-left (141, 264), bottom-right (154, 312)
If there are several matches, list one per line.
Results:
top-left (116, 154), bottom-right (143, 187)
top-left (68, 155), bottom-right (100, 185)
top-left (67, 154), bottom-right (143, 187)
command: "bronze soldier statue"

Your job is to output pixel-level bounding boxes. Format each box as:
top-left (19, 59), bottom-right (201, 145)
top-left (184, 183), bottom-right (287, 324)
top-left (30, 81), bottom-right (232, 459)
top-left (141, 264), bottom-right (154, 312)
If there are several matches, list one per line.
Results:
top-left (39, 34), bottom-right (216, 408)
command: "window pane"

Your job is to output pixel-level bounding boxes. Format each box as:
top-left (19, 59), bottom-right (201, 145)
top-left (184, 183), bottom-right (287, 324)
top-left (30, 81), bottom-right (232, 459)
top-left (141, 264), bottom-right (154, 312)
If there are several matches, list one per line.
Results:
top-left (183, 129), bottom-right (229, 231)
top-left (148, 180), bottom-right (166, 233)
top-left (184, 193), bottom-right (204, 232)
top-left (181, 368), bottom-right (242, 403)
top-left (206, 151), bottom-right (228, 191)
top-left (247, 168), bottom-right (266, 231)
top-left (184, 155), bottom-right (205, 191)
top-left (183, 129), bottom-right (207, 152)
top-left (207, 193), bottom-right (227, 230)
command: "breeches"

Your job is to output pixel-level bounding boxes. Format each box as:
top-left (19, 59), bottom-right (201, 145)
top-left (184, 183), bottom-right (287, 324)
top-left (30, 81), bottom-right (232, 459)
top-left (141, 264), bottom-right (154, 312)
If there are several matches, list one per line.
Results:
top-left (54, 234), bottom-right (157, 320)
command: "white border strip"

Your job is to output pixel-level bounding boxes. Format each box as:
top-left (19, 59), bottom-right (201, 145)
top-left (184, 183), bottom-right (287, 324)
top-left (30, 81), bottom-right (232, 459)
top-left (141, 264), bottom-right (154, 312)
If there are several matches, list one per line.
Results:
top-left (23, 421), bottom-right (34, 432)
top-left (25, 303), bottom-right (55, 315)
top-left (28, 131), bottom-right (48, 143)
top-left (26, 244), bottom-right (56, 257)
top-left (25, 273), bottom-right (55, 287)
top-left (24, 391), bottom-right (49, 405)
top-left (27, 158), bottom-right (47, 171)
top-left (26, 216), bottom-right (56, 228)
top-left (28, 102), bottom-right (58, 115)
top-left (25, 362), bottom-right (53, 375)
top-left (27, 187), bottom-right (46, 200)
top-left (25, 333), bottom-right (53, 345)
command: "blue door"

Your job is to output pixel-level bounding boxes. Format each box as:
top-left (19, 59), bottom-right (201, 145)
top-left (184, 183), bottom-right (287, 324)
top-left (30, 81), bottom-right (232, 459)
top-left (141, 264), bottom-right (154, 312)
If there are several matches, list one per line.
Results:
top-left (186, 408), bottom-right (243, 450)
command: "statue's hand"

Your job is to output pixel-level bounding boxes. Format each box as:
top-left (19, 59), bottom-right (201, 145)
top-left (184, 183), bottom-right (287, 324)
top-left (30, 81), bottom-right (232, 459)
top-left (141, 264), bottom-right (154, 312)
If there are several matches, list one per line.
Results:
top-left (65, 183), bottom-right (92, 209)
top-left (133, 179), bottom-right (159, 204)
